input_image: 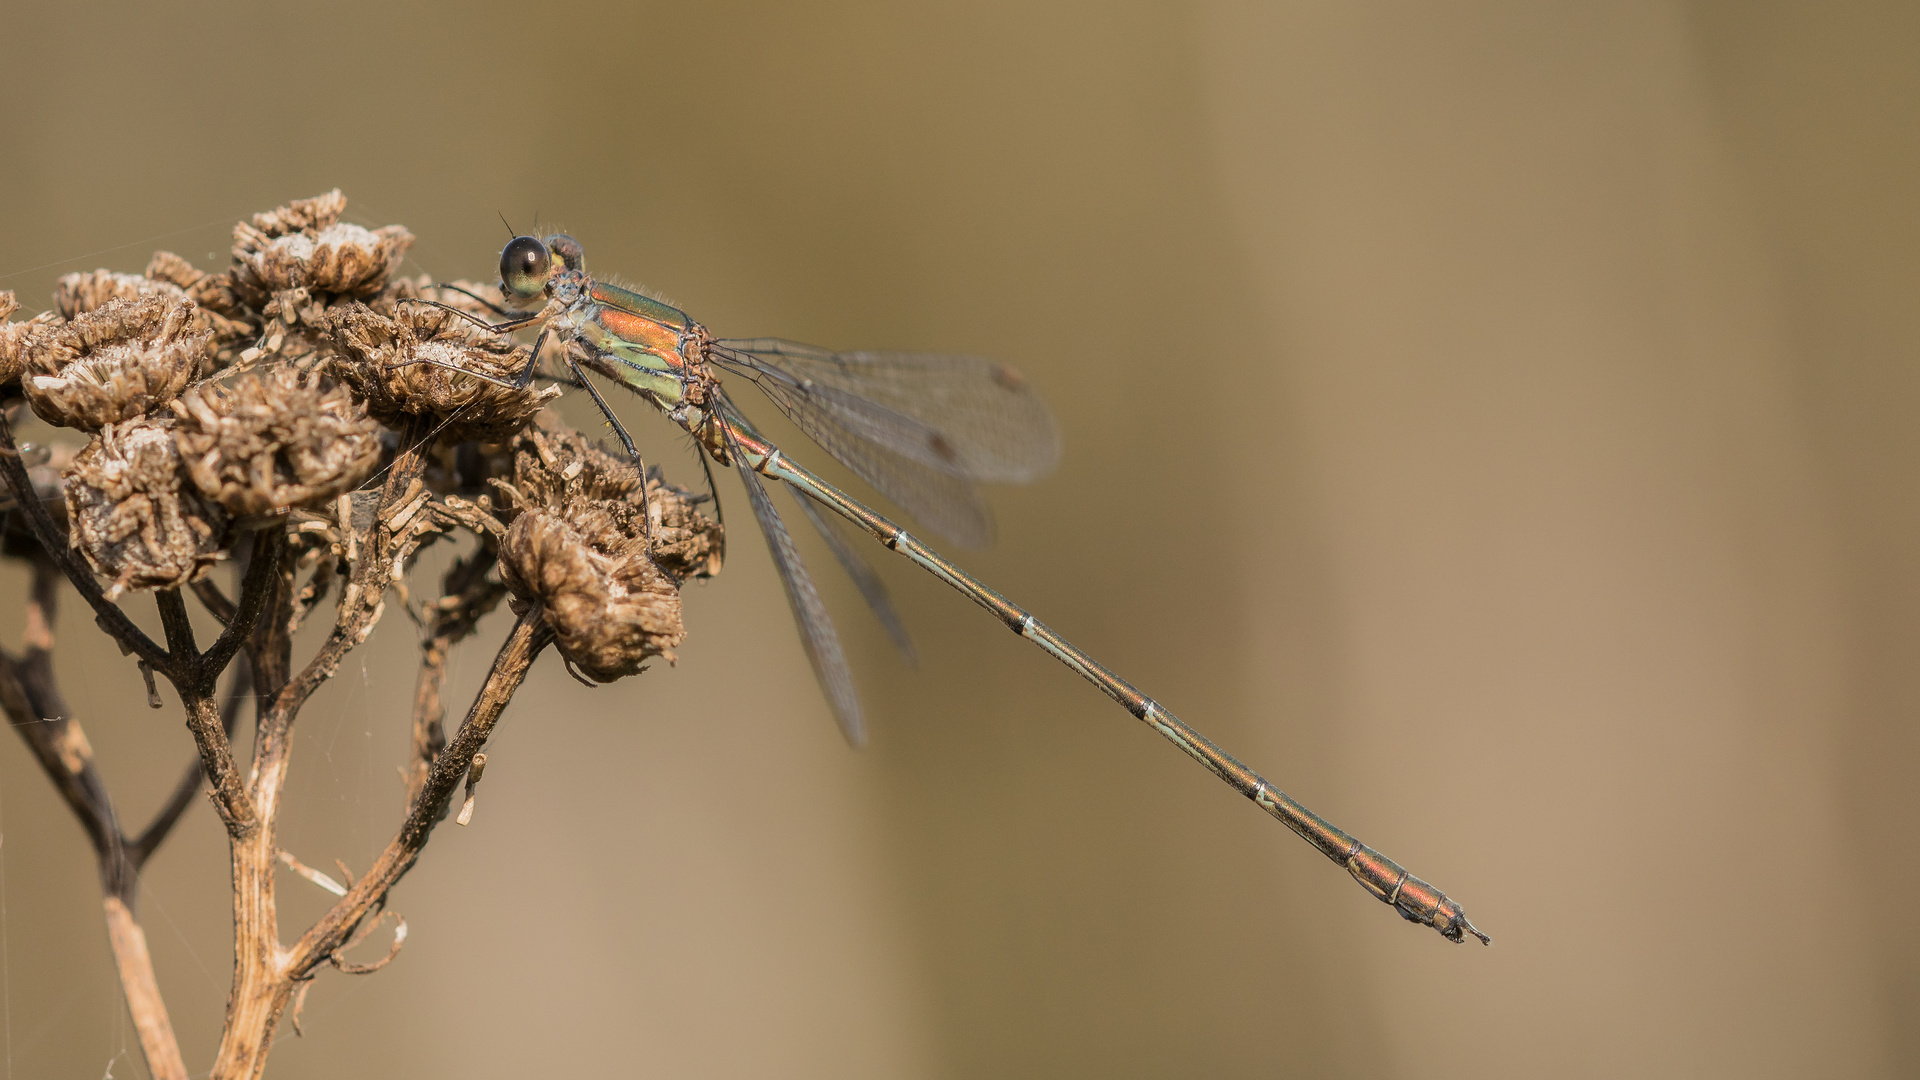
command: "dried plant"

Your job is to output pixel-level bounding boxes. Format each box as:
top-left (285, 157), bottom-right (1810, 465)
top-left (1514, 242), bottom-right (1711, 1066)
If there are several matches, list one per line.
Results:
top-left (0, 192), bottom-right (722, 1079)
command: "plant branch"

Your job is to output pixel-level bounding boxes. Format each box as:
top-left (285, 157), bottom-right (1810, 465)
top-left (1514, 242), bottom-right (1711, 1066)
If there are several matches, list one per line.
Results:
top-left (104, 897), bottom-right (190, 1080)
top-left (289, 604), bottom-right (550, 978)
top-left (155, 587), bottom-right (199, 663)
top-left (406, 546), bottom-right (505, 805)
top-left (211, 421), bottom-right (443, 1080)
top-left (1, 558), bottom-right (189, 1080)
top-left (202, 527), bottom-right (284, 682)
top-left (131, 655), bottom-right (249, 865)
top-left (191, 577), bottom-right (236, 626)
top-left (271, 421), bottom-right (435, 723)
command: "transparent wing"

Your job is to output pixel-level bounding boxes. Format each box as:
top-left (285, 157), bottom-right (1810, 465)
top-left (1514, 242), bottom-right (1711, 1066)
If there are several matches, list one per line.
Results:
top-left (712, 340), bottom-right (1060, 482)
top-left (788, 486), bottom-right (917, 666)
top-left (725, 422), bottom-right (866, 746)
top-left (710, 340), bottom-right (1058, 547)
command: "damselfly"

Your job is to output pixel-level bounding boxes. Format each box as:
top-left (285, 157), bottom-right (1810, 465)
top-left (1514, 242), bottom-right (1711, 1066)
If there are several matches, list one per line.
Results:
top-left (406, 233), bottom-right (1488, 944)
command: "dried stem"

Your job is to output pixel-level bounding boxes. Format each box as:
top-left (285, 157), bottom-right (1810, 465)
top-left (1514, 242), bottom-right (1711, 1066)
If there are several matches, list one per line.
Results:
top-left (211, 419), bottom-right (453, 1078)
top-left (210, 604), bottom-right (551, 1078)
top-left (406, 546), bottom-right (505, 805)
top-left (299, 604), bottom-right (551, 969)
top-left (132, 657), bottom-right (248, 863)
top-left (104, 897), bottom-right (189, 1080)
top-left (191, 575), bottom-right (237, 626)
top-left (0, 558), bottom-right (190, 1080)
top-left (176, 528), bottom-right (283, 838)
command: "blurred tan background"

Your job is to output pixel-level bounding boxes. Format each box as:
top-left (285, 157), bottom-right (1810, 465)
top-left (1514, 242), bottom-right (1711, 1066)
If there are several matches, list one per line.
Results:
top-left (0, 1), bottom-right (1912, 1076)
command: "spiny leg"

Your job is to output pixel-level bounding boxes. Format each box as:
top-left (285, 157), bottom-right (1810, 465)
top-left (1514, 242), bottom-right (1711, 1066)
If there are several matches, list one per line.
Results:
top-left (562, 356), bottom-right (655, 545)
top-left (385, 328), bottom-right (550, 390)
top-left (396, 297), bottom-right (545, 336)
top-left (419, 282), bottom-right (520, 320)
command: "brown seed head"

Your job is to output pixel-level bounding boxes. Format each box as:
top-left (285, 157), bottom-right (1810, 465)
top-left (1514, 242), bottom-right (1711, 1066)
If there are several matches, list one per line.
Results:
top-left (0, 294), bottom-right (64, 385)
top-left (323, 302), bottom-right (559, 443)
top-left (494, 426), bottom-right (723, 682)
top-left (23, 294), bottom-right (210, 431)
top-left (54, 269), bottom-right (187, 319)
top-left (144, 253), bottom-right (259, 361)
top-left (249, 189), bottom-right (347, 236)
top-left (64, 419), bottom-right (230, 599)
top-left (233, 191), bottom-right (413, 300)
top-left (171, 365), bottom-right (382, 516)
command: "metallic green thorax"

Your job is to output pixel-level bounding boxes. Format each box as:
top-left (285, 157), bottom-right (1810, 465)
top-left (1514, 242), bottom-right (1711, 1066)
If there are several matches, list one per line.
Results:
top-left (567, 279), bottom-right (700, 406)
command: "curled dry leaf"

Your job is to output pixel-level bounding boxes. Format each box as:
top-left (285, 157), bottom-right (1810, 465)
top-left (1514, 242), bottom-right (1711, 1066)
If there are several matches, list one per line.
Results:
top-left (63, 418), bottom-right (230, 599)
top-left (23, 294), bottom-right (210, 431)
top-left (171, 365), bottom-right (382, 516)
top-left (494, 426), bottom-right (722, 682)
top-left (323, 302), bottom-right (559, 443)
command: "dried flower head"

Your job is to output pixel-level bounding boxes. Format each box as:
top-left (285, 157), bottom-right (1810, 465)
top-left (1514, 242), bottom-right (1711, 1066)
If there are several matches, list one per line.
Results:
top-left (1, 291), bottom-right (64, 386)
top-left (54, 269), bottom-right (186, 319)
top-left (494, 426), bottom-right (722, 681)
top-left (23, 295), bottom-right (210, 431)
top-left (64, 419), bottom-right (229, 599)
top-left (232, 190), bottom-right (413, 301)
top-left (250, 189), bottom-right (347, 236)
top-left (171, 365), bottom-right (382, 516)
top-left (144, 252), bottom-right (259, 360)
top-left (323, 303), bottom-right (559, 443)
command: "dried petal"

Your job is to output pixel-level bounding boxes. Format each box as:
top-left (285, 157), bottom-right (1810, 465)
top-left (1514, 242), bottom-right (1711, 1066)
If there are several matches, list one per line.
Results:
top-left (323, 303), bottom-right (558, 443)
top-left (24, 295), bottom-right (209, 431)
top-left (0, 291), bottom-right (17, 323)
top-left (495, 426), bottom-right (723, 681)
top-left (64, 419), bottom-right (229, 599)
top-left (171, 365), bottom-right (382, 515)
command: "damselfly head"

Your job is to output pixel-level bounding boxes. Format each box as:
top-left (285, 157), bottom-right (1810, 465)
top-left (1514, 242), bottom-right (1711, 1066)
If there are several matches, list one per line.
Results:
top-left (499, 235), bottom-right (554, 303)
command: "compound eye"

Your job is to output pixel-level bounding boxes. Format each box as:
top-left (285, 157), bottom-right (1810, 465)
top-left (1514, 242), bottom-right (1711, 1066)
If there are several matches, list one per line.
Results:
top-left (544, 234), bottom-right (585, 272)
top-left (499, 235), bottom-right (552, 300)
